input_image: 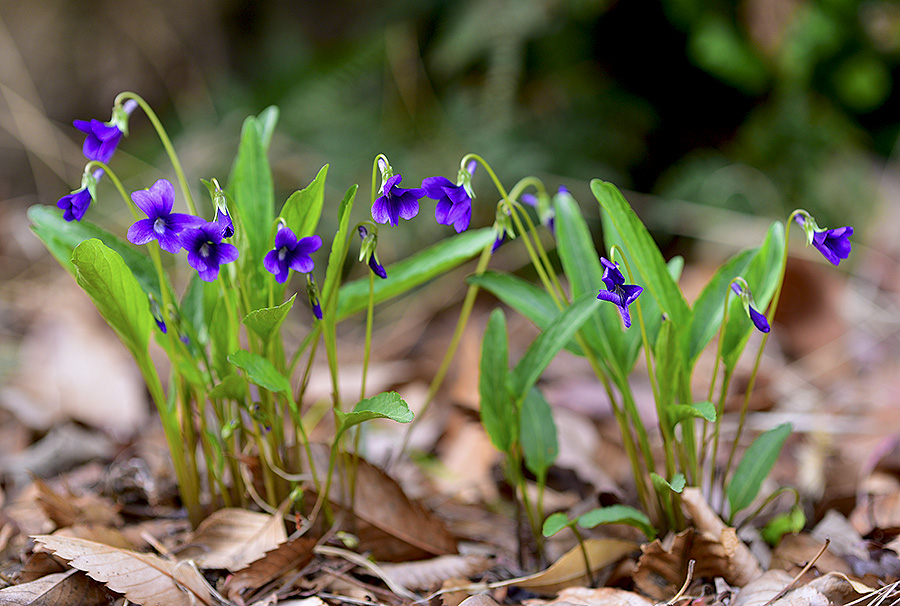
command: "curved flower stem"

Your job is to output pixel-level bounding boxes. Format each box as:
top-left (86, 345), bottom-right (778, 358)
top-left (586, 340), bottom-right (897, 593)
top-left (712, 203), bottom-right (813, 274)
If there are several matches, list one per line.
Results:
top-left (114, 91), bottom-right (198, 215)
top-left (723, 214), bottom-right (797, 486)
top-left (700, 283), bottom-right (735, 490)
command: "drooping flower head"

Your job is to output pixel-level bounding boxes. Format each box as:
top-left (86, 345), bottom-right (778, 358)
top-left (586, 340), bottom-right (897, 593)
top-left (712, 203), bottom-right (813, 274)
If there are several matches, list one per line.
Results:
top-left (491, 202), bottom-right (515, 253)
top-left (148, 294), bottom-right (167, 334)
top-left (522, 185), bottom-right (557, 234)
top-left (358, 224), bottom-right (387, 279)
top-left (371, 156), bottom-right (425, 226)
top-left (306, 274), bottom-right (323, 320)
top-left (128, 179), bottom-right (205, 254)
top-left (181, 221), bottom-right (240, 282)
top-left (422, 160), bottom-right (476, 233)
top-left (596, 257), bottom-right (643, 329)
top-left (794, 214), bottom-right (852, 266)
top-left (203, 177), bottom-right (234, 238)
top-left (57, 167), bottom-right (103, 221)
top-left (263, 224), bottom-right (322, 284)
top-left (731, 281), bottom-right (770, 333)
top-left (73, 99), bottom-right (137, 164)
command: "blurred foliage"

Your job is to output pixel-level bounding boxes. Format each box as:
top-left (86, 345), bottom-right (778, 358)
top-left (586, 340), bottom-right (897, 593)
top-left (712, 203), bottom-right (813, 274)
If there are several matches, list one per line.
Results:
top-left (2, 0), bottom-right (897, 244)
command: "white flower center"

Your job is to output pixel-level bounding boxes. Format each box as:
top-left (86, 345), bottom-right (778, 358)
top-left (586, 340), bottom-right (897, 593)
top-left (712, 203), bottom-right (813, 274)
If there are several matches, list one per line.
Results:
top-left (199, 243), bottom-right (211, 258)
top-left (278, 248), bottom-right (287, 261)
top-left (153, 217), bottom-right (166, 235)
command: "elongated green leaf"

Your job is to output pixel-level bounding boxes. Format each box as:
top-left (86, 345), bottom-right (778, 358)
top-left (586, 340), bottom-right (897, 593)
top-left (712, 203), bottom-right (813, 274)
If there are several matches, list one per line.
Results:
top-left (651, 472), bottom-right (686, 494)
top-left (653, 320), bottom-right (681, 413)
top-left (542, 512), bottom-right (571, 537)
top-left (468, 272), bottom-right (558, 329)
top-left (242, 294), bottom-right (296, 343)
top-left (479, 309), bottom-right (515, 453)
top-left (29, 205), bottom-right (163, 300)
top-left (685, 248), bottom-right (755, 364)
top-left (228, 350), bottom-right (291, 394)
top-left (255, 105), bottom-right (279, 149)
top-left (520, 387), bottom-right (558, 480)
top-left (577, 505), bottom-right (657, 539)
top-left (279, 164), bottom-right (328, 239)
top-left (668, 401), bottom-right (716, 426)
top-left (334, 391), bottom-right (413, 437)
top-left (554, 192), bottom-right (627, 374)
top-left (591, 180), bottom-right (690, 327)
top-left (336, 228), bottom-right (495, 320)
top-left (726, 423), bottom-right (792, 517)
top-left (509, 293), bottom-right (601, 400)
top-left (721, 221), bottom-right (785, 370)
top-left (71, 239), bottom-right (151, 358)
top-left (227, 112), bottom-right (275, 281)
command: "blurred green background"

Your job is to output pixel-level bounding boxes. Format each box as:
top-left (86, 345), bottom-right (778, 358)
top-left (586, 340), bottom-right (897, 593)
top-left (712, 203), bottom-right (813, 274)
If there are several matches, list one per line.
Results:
top-left (1, 0), bottom-right (897, 256)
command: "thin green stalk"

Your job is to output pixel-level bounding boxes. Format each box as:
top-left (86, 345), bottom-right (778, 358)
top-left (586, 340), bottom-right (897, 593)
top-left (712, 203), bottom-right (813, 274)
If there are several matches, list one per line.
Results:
top-left (114, 92), bottom-right (197, 214)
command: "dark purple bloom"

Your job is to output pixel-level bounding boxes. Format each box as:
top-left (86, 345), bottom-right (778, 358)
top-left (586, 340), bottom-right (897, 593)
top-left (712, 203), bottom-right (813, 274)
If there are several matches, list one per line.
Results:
top-left (57, 186), bottom-right (93, 222)
top-left (422, 162), bottom-right (475, 233)
top-left (57, 168), bottom-right (103, 221)
top-left (731, 283), bottom-right (770, 333)
top-left (264, 226), bottom-right (322, 283)
top-left (597, 257), bottom-right (643, 329)
top-left (74, 119), bottom-right (123, 164)
top-left (491, 233), bottom-right (506, 253)
top-left (181, 222), bottom-right (240, 282)
top-left (306, 276), bottom-right (323, 320)
top-left (216, 206), bottom-right (234, 239)
top-left (794, 215), bottom-right (852, 266)
top-left (368, 255), bottom-right (387, 279)
top-left (128, 179), bottom-right (205, 254)
top-left (372, 174), bottom-right (425, 227)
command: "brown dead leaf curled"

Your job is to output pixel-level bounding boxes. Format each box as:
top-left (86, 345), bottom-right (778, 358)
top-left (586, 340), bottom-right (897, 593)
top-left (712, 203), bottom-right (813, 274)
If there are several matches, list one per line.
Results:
top-left (681, 487), bottom-right (763, 585)
top-left (180, 506), bottom-right (288, 571)
top-left (378, 553), bottom-right (493, 591)
top-left (459, 595), bottom-right (503, 606)
top-left (32, 534), bottom-right (215, 606)
top-left (527, 586), bottom-right (656, 606)
top-left (32, 475), bottom-right (122, 528)
top-left (732, 570), bottom-right (868, 606)
top-left (0, 569), bottom-right (115, 606)
top-left (224, 536), bottom-right (317, 604)
top-left (506, 538), bottom-right (638, 596)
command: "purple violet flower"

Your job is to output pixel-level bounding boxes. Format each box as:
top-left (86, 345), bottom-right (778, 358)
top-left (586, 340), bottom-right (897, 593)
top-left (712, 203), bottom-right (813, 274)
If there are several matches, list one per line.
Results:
top-left (181, 221), bottom-right (240, 281)
top-left (794, 215), bottom-right (853, 266)
top-left (596, 257), bottom-right (643, 329)
top-left (368, 255), bottom-right (387, 279)
top-left (263, 226), bottom-right (322, 283)
top-left (422, 161), bottom-right (475, 233)
top-left (74, 119), bottom-right (123, 164)
top-left (57, 168), bottom-right (104, 222)
top-left (731, 282), bottom-right (770, 333)
top-left (128, 179), bottom-right (205, 254)
top-left (372, 174), bottom-right (425, 227)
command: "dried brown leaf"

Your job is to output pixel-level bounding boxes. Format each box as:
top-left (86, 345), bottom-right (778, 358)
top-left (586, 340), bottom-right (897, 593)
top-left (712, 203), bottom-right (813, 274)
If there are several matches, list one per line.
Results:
top-left (224, 536), bottom-right (317, 604)
top-left (458, 595), bottom-right (503, 606)
top-left (32, 534), bottom-right (215, 606)
top-left (732, 569), bottom-right (793, 606)
top-left (530, 586), bottom-right (655, 606)
top-left (770, 533), bottom-right (852, 576)
top-left (14, 551), bottom-right (67, 583)
top-left (681, 487), bottom-right (763, 585)
top-left (508, 538), bottom-right (638, 596)
top-left (379, 554), bottom-right (493, 591)
top-left (181, 506), bottom-right (288, 571)
top-left (32, 477), bottom-right (122, 528)
top-left (309, 445), bottom-right (457, 561)
top-left (0, 570), bottom-right (115, 606)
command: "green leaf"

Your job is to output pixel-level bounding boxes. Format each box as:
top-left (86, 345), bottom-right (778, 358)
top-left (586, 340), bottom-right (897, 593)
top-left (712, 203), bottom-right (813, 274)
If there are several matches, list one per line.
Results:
top-left (668, 401), bottom-right (716, 426)
top-left (554, 192), bottom-right (627, 373)
top-left (208, 289), bottom-right (239, 379)
top-left (509, 293), bottom-right (601, 401)
top-left (334, 391), bottom-right (413, 437)
top-left (726, 423), bottom-right (792, 518)
top-left (29, 205), bottom-right (163, 300)
top-left (279, 164), bottom-right (328, 239)
top-left (242, 294), bottom-right (296, 343)
top-left (577, 505), bottom-right (657, 540)
top-left (228, 349), bottom-right (291, 394)
top-left (761, 505), bottom-right (806, 545)
top-left (684, 248), bottom-right (756, 365)
top-left (479, 309), bottom-right (515, 453)
top-left (520, 387), bottom-right (558, 480)
top-left (255, 105), bottom-right (279, 149)
top-left (71, 239), bottom-right (151, 359)
top-left (227, 111), bottom-right (275, 285)
top-left (721, 221), bottom-right (785, 370)
top-left (321, 184), bottom-right (358, 309)
top-left (542, 512), bottom-right (571, 537)
top-left (653, 320), bottom-right (682, 413)
top-left (336, 228), bottom-right (495, 320)
top-left (209, 374), bottom-right (247, 401)
top-left (651, 472), bottom-right (686, 494)
top-left (591, 180), bottom-right (690, 327)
